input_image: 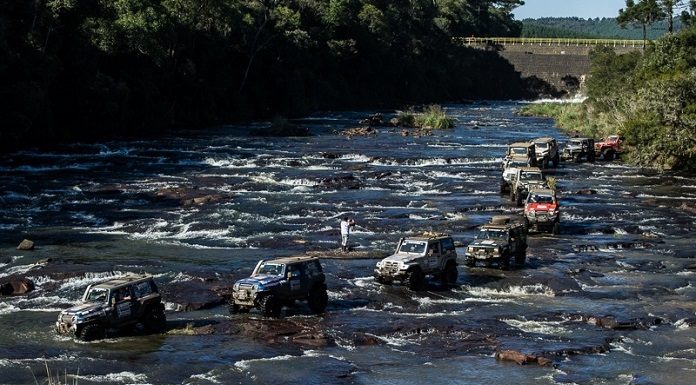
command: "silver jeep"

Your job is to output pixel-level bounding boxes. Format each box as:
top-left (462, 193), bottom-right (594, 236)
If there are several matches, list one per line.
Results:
top-left (374, 234), bottom-right (458, 290)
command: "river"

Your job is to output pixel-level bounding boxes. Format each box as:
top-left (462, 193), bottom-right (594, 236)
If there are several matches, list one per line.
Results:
top-left (1, 101), bottom-right (695, 385)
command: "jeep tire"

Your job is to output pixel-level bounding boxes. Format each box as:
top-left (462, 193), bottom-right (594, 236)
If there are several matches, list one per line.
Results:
top-left (515, 249), bottom-right (526, 266)
top-left (442, 262), bottom-right (458, 287)
top-left (77, 324), bottom-right (105, 342)
top-left (405, 268), bottom-right (425, 291)
top-left (552, 222), bottom-right (560, 235)
top-left (259, 294), bottom-right (282, 318)
top-left (307, 284), bottom-right (328, 314)
top-left (144, 307), bottom-right (167, 333)
top-left (500, 252), bottom-right (511, 270)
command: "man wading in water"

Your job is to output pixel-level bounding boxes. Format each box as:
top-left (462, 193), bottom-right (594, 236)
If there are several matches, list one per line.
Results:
top-left (340, 217), bottom-right (356, 252)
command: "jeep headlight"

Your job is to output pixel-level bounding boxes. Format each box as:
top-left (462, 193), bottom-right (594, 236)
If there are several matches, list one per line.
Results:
top-left (467, 246), bottom-right (474, 253)
top-left (375, 261), bottom-right (383, 268)
top-left (493, 248), bottom-right (501, 256)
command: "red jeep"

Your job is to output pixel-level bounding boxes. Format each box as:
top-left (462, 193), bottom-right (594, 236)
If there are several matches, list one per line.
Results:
top-left (594, 135), bottom-right (623, 161)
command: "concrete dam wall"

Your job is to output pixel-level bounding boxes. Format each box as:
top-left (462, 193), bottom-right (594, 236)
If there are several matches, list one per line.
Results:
top-left (462, 38), bottom-right (643, 95)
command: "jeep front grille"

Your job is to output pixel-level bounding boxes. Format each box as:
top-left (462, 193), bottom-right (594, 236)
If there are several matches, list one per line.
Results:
top-left (60, 314), bottom-right (73, 324)
top-left (382, 261), bottom-right (400, 274)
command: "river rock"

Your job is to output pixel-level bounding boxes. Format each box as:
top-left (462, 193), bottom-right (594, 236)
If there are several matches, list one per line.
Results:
top-left (352, 332), bottom-right (385, 346)
top-left (359, 113), bottom-right (383, 126)
top-left (575, 189), bottom-right (597, 195)
top-left (159, 280), bottom-right (226, 311)
top-left (0, 277), bottom-right (35, 295)
top-left (342, 126), bottom-right (377, 137)
top-left (319, 174), bottom-right (362, 190)
top-left (17, 239), bottom-right (35, 250)
top-left (235, 318), bottom-right (334, 348)
top-left (494, 350), bottom-right (553, 366)
top-left (155, 187), bottom-right (231, 207)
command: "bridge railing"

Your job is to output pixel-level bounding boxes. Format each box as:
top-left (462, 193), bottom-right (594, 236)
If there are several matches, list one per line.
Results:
top-left (456, 37), bottom-right (645, 47)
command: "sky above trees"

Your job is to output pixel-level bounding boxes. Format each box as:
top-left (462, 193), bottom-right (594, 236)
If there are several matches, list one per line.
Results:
top-left (513, 0), bottom-right (626, 19)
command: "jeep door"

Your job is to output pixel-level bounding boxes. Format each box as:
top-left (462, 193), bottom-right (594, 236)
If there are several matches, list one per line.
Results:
top-left (426, 242), bottom-right (440, 271)
top-left (440, 238), bottom-right (456, 267)
top-left (287, 264), bottom-right (307, 295)
top-left (112, 286), bottom-right (138, 323)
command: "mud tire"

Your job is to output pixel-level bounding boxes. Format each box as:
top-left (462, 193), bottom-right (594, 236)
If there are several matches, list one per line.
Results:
top-left (603, 148), bottom-right (615, 161)
top-left (515, 249), bottom-right (526, 266)
top-left (143, 306), bottom-right (167, 333)
top-left (259, 294), bottom-right (282, 318)
top-left (442, 262), bottom-right (458, 287)
top-left (500, 253), bottom-right (511, 270)
top-left (405, 268), bottom-right (425, 291)
top-left (77, 323), bottom-right (105, 342)
top-left (307, 284), bottom-right (329, 314)
top-left (552, 222), bottom-right (561, 236)
top-left (553, 153), bottom-right (560, 167)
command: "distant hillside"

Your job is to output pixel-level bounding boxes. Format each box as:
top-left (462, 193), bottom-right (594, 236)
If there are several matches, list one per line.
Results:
top-left (521, 17), bottom-right (682, 39)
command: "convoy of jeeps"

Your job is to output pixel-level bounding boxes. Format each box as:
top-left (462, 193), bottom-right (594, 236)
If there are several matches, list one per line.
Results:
top-left (54, 133), bottom-right (622, 340)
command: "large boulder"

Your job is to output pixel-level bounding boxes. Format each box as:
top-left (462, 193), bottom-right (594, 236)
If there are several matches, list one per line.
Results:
top-left (0, 277), bottom-right (35, 295)
top-left (16, 239), bottom-right (35, 251)
top-left (159, 280), bottom-right (226, 311)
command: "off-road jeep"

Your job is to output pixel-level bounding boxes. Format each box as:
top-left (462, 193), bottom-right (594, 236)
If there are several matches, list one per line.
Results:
top-left (524, 188), bottom-right (560, 235)
top-left (374, 234), bottom-right (458, 290)
top-left (229, 256), bottom-right (328, 317)
top-left (505, 142), bottom-right (538, 167)
top-left (500, 157), bottom-right (533, 193)
top-left (510, 167), bottom-right (549, 206)
top-left (561, 137), bottom-right (596, 162)
top-left (594, 135), bottom-right (623, 161)
top-left (465, 216), bottom-right (528, 269)
top-left (533, 137), bottom-right (560, 168)
top-left (55, 275), bottom-right (166, 341)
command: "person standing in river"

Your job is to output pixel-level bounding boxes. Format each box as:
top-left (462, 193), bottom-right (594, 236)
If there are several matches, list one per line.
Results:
top-left (340, 217), bottom-right (356, 252)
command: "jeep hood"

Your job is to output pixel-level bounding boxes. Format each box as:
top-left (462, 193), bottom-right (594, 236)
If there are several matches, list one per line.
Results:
top-left (470, 239), bottom-right (503, 248)
top-left (62, 302), bottom-right (106, 315)
top-left (382, 253), bottom-right (422, 264)
top-left (237, 274), bottom-right (285, 287)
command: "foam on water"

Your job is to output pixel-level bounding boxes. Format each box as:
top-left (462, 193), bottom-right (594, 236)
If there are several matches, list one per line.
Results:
top-left (234, 355), bottom-right (296, 371)
top-left (461, 284), bottom-right (556, 298)
top-left (501, 318), bottom-right (569, 335)
top-left (75, 371), bottom-right (150, 384)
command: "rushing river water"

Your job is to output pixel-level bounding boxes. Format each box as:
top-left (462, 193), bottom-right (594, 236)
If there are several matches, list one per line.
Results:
top-left (1, 102), bottom-right (696, 385)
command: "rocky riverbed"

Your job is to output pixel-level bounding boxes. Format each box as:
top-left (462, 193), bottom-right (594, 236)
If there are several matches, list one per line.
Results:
top-left (1, 102), bottom-right (695, 385)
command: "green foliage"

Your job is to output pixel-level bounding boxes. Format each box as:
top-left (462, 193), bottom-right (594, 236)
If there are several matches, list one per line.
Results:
top-left (415, 105), bottom-right (455, 129)
top-left (521, 16), bottom-right (678, 39)
top-left (0, 0), bottom-right (531, 151)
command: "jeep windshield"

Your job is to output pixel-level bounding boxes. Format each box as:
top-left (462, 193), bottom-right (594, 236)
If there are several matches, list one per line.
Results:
top-left (398, 241), bottom-right (426, 254)
top-left (509, 147), bottom-right (528, 156)
top-left (529, 194), bottom-right (555, 204)
top-left (520, 171), bottom-right (543, 181)
top-left (568, 139), bottom-right (583, 147)
top-left (534, 142), bottom-right (548, 149)
top-left (507, 160), bottom-right (528, 168)
top-left (85, 287), bottom-right (109, 303)
top-left (256, 263), bottom-right (285, 276)
top-left (478, 229), bottom-right (507, 239)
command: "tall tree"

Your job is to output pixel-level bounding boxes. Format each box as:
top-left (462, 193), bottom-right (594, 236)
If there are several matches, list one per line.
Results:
top-left (618, 0), bottom-right (666, 48)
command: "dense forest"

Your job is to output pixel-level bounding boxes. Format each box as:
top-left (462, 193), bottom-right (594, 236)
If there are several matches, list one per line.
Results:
top-left (521, 17), bottom-right (679, 39)
top-left (0, 0), bottom-right (534, 152)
